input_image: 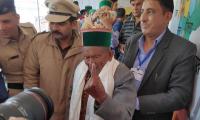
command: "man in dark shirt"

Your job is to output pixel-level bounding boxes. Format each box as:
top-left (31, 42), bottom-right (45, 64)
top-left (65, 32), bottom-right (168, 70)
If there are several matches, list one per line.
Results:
top-left (118, 0), bottom-right (143, 60)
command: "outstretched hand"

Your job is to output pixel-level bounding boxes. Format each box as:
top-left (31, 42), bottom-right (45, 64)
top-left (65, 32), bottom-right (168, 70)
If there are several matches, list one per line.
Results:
top-left (84, 63), bottom-right (107, 104)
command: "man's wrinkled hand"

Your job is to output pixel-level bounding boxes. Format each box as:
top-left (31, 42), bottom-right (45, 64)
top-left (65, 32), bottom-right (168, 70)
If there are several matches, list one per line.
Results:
top-left (84, 63), bottom-right (107, 104)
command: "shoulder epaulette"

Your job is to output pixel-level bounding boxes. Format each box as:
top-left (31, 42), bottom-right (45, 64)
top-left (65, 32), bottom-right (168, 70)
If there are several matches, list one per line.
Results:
top-left (31, 31), bottom-right (50, 42)
top-left (19, 22), bottom-right (34, 28)
top-left (19, 22), bottom-right (37, 36)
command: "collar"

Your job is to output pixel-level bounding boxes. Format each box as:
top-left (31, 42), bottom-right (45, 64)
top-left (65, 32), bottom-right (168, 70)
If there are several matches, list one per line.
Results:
top-left (48, 33), bottom-right (83, 59)
top-left (48, 33), bottom-right (82, 48)
top-left (138, 29), bottom-right (167, 53)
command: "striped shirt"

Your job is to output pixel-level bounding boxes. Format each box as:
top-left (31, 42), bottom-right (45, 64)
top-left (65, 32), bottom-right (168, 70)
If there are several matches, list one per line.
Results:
top-left (119, 14), bottom-right (141, 44)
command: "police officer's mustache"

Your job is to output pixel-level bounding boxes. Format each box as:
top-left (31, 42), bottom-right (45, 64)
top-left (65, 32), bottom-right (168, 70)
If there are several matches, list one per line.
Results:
top-left (52, 31), bottom-right (63, 36)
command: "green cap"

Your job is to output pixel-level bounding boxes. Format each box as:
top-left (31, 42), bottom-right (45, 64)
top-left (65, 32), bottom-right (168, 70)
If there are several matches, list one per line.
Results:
top-left (0, 0), bottom-right (16, 15)
top-left (89, 9), bottom-right (96, 15)
top-left (99, 0), bottom-right (112, 8)
top-left (82, 29), bottom-right (111, 47)
top-left (85, 5), bottom-right (92, 13)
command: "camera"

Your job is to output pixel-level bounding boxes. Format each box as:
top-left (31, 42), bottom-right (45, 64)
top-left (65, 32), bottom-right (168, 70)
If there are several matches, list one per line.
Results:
top-left (0, 87), bottom-right (54, 120)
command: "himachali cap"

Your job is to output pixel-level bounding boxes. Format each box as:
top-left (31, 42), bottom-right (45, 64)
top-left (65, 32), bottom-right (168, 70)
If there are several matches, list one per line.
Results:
top-left (0, 0), bottom-right (16, 15)
top-left (45, 0), bottom-right (80, 23)
top-left (82, 29), bottom-right (112, 47)
top-left (82, 0), bottom-right (114, 47)
top-left (99, 0), bottom-right (112, 8)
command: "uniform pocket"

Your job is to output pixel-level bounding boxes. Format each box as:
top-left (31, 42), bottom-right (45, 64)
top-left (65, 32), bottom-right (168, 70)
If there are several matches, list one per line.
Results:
top-left (5, 54), bottom-right (23, 73)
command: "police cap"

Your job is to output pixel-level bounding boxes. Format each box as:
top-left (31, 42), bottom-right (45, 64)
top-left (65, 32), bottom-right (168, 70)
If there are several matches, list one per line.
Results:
top-left (0, 0), bottom-right (16, 15)
top-left (45, 0), bottom-right (80, 23)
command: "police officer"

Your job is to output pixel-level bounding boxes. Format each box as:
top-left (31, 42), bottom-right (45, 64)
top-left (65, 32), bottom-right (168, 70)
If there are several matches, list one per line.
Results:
top-left (23, 0), bottom-right (83, 120)
top-left (0, 0), bottom-right (35, 96)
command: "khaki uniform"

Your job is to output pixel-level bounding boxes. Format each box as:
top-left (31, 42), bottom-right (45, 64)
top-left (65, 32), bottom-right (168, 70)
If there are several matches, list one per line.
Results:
top-left (23, 32), bottom-right (83, 120)
top-left (0, 28), bottom-right (33, 96)
top-left (19, 22), bottom-right (37, 37)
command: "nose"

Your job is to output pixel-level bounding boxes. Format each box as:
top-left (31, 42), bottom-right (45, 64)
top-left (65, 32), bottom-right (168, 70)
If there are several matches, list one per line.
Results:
top-left (85, 57), bottom-right (96, 66)
top-left (140, 11), bottom-right (147, 22)
top-left (50, 23), bottom-right (59, 31)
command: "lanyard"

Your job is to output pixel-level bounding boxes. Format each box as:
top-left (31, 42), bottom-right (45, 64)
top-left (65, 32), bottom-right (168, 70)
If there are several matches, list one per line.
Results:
top-left (137, 46), bottom-right (157, 67)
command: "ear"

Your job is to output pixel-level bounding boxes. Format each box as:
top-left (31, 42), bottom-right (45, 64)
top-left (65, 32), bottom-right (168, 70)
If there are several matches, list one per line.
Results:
top-left (165, 11), bottom-right (172, 22)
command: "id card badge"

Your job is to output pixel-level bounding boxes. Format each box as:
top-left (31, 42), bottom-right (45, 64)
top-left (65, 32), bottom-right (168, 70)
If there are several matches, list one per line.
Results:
top-left (131, 67), bottom-right (144, 82)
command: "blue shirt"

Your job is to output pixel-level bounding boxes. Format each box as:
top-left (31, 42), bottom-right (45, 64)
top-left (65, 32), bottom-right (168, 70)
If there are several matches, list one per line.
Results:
top-left (133, 29), bottom-right (166, 110)
top-left (111, 19), bottom-right (123, 48)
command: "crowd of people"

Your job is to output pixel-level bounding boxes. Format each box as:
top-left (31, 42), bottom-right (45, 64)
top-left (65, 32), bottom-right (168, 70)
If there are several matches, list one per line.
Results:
top-left (0, 0), bottom-right (199, 120)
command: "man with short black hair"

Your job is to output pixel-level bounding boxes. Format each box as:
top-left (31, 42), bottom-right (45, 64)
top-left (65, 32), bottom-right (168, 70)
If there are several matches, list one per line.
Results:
top-left (118, 0), bottom-right (143, 60)
top-left (122, 0), bottom-right (197, 120)
top-left (0, 0), bottom-right (35, 96)
top-left (23, 0), bottom-right (83, 120)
